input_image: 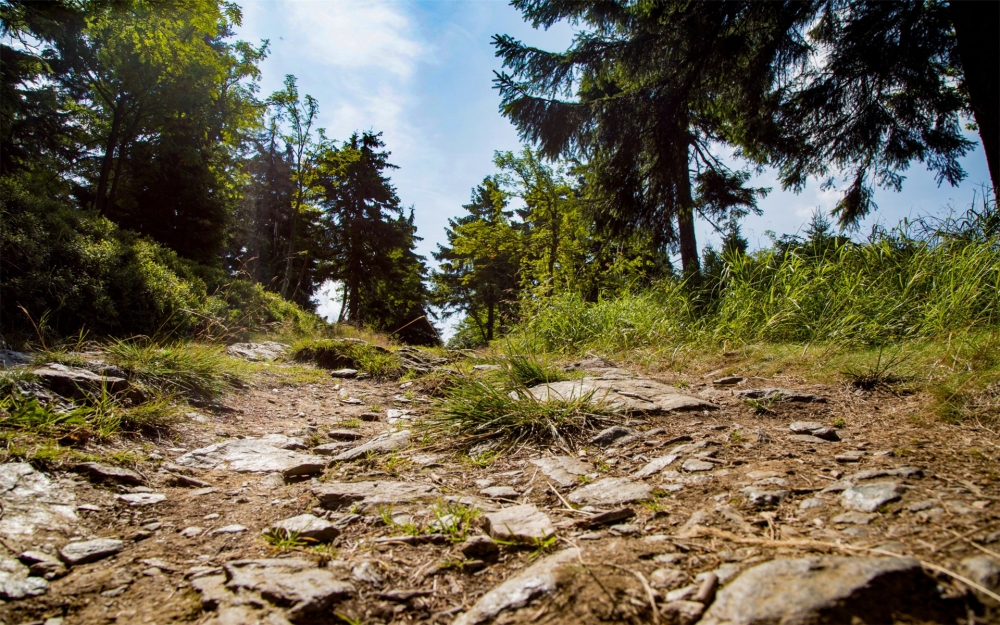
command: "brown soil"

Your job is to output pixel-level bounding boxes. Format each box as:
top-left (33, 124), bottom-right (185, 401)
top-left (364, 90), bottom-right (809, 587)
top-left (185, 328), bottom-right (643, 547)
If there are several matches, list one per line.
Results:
top-left (3, 361), bottom-right (998, 625)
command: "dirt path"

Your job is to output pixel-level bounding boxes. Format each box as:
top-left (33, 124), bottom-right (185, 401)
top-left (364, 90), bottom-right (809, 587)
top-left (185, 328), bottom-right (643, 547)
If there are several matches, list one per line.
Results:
top-left (2, 355), bottom-right (998, 624)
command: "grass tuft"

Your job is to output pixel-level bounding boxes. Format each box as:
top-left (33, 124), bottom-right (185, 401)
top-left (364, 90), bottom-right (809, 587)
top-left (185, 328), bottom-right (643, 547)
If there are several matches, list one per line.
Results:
top-left (292, 339), bottom-right (403, 378)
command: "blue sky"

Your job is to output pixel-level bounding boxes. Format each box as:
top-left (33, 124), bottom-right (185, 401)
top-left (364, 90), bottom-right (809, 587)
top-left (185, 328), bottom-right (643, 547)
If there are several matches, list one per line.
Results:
top-left (236, 0), bottom-right (992, 327)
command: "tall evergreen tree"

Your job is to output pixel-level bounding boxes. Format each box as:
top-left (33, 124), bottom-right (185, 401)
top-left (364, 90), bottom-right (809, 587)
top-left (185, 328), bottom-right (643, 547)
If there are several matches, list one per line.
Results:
top-left (431, 177), bottom-right (521, 343)
top-left (314, 131), bottom-right (436, 344)
top-left (494, 1), bottom-right (799, 275)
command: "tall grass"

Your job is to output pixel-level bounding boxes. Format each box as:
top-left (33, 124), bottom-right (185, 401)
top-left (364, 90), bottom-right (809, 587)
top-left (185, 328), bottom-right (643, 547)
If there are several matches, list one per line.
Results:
top-left (513, 237), bottom-right (1000, 353)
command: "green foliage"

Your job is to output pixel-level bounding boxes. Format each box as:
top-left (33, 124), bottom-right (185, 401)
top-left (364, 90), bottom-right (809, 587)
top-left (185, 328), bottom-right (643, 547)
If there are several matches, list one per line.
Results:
top-left (291, 339), bottom-right (402, 378)
top-left (512, 233), bottom-right (1000, 352)
top-left (423, 371), bottom-right (612, 450)
top-left (105, 340), bottom-right (243, 399)
top-left (262, 528), bottom-right (309, 549)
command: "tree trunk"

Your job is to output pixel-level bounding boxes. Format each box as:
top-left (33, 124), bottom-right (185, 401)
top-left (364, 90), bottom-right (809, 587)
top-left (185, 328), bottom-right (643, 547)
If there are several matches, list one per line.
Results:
top-left (486, 298), bottom-right (495, 342)
top-left (96, 97), bottom-right (125, 214)
top-left (280, 206), bottom-right (297, 298)
top-left (677, 144), bottom-right (700, 276)
top-left (547, 196), bottom-right (559, 297)
top-left (950, 0), bottom-right (1000, 198)
top-left (337, 283), bottom-right (348, 323)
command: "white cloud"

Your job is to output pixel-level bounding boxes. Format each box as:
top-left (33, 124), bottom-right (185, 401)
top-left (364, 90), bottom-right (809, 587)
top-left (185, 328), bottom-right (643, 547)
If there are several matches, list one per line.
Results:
top-left (284, 0), bottom-right (423, 78)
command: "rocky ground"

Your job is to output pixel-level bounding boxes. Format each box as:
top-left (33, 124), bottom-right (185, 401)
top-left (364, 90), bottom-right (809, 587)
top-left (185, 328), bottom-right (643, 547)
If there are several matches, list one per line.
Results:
top-left (2, 345), bottom-right (999, 625)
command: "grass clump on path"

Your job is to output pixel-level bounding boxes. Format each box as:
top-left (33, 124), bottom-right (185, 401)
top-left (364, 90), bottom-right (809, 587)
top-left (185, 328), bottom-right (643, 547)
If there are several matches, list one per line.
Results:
top-left (106, 339), bottom-right (245, 399)
top-left (291, 338), bottom-right (403, 378)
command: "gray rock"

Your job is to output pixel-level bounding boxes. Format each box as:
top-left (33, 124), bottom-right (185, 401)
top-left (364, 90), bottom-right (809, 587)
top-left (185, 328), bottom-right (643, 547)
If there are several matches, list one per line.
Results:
top-left (662, 600), bottom-right (705, 625)
top-left (799, 498), bottom-right (826, 510)
top-left (960, 555), bottom-right (1000, 604)
top-left (482, 504), bottom-right (555, 543)
top-left (0, 349), bottom-right (31, 368)
top-left (326, 430), bottom-right (364, 441)
top-left (736, 388), bottom-right (826, 403)
top-left (529, 456), bottom-right (591, 487)
top-left (73, 461), bottom-right (145, 485)
top-left (523, 378), bottom-right (717, 414)
top-left (19, 551), bottom-right (65, 579)
top-left (832, 512), bottom-right (877, 525)
top-left (841, 482), bottom-right (901, 512)
top-left (789, 434), bottom-right (830, 444)
top-left (329, 369), bottom-right (358, 378)
top-left (269, 514), bottom-right (340, 543)
top-left (588, 425), bottom-right (639, 447)
top-left (788, 421), bottom-right (840, 441)
top-left (180, 526), bottom-right (204, 538)
top-left (117, 492), bottom-right (166, 506)
top-left (682, 458), bottom-right (716, 472)
top-left (212, 525), bottom-right (248, 534)
top-left (845, 466), bottom-right (922, 481)
top-left (453, 548), bottom-right (580, 625)
top-left (650, 567), bottom-right (687, 589)
top-left (567, 477), bottom-right (653, 506)
top-left (224, 558), bottom-right (354, 617)
top-left (461, 535), bottom-right (499, 560)
top-left (742, 488), bottom-right (789, 508)
top-left (0, 556), bottom-right (28, 582)
top-left (258, 434), bottom-right (307, 450)
top-left (33, 362), bottom-right (130, 399)
top-left (699, 556), bottom-right (950, 625)
top-left (836, 451), bottom-right (865, 463)
top-left (331, 430), bottom-right (411, 462)
top-left (174, 438), bottom-right (326, 476)
top-left (312, 480), bottom-right (440, 510)
top-left (311, 442), bottom-right (355, 456)
top-left (0, 576), bottom-right (48, 599)
top-left (480, 486), bottom-right (519, 499)
top-left (634, 455), bottom-right (679, 478)
top-left (59, 538), bottom-right (123, 566)
top-left (351, 560), bottom-right (384, 585)
top-left (225, 342), bottom-right (287, 362)
top-left (0, 463), bottom-right (78, 538)
top-left (191, 574), bottom-right (231, 610)
top-left (713, 376), bottom-right (744, 386)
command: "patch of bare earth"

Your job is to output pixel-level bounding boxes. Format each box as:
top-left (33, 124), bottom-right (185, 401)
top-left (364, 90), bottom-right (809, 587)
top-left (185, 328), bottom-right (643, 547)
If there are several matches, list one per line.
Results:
top-left (2, 357), bottom-right (998, 625)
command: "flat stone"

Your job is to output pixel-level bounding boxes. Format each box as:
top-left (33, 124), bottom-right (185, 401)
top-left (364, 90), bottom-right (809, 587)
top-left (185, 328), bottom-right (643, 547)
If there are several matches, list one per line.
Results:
top-left (481, 486), bottom-right (519, 499)
top-left (224, 558), bottom-right (354, 617)
top-left (663, 600), bottom-right (705, 624)
top-left (699, 556), bottom-right (951, 625)
top-left (735, 388), bottom-right (826, 403)
top-left (580, 507), bottom-right (636, 528)
top-left (33, 362), bottom-right (130, 399)
top-left (331, 430), bottom-right (411, 462)
top-left (742, 488), bottom-right (789, 508)
top-left (0, 463), bottom-right (78, 537)
top-left (73, 462), bottom-right (144, 485)
top-left (634, 455), bottom-right (679, 478)
top-left (225, 342), bottom-right (287, 362)
top-left (841, 482), bottom-right (901, 512)
top-left (788, 421), bottom-right (841, 441)
top-left (845, 467), bottom-right (922, 481)
top-left (588, 425), bottom-right (639, 447)
top-left (117, 493), bottom-right (166, 506)
top-left (269, 514), bottom-right (340, 543)
top-left (0, 349), bottom-right (31, 367)
top-left (529, 456), bottom-right (591, 487)
top-left (175, 438), bottom-right (326, 476)
top-left (713, 376), bottom-right (744, 386)
top-left (258, 434), bottom-right (307, 450)
top-left (461, 535), bottom-right (500, 560)
top-left (191, 574), bottom-right (231, 610)
top-left (650, 567), bottom-right (687, 589)
top-left (180, 526), bottom-right (204, 538)
top-left (453, 548), bottom-right (580, 625)
top-left (832, 512), bottom-right (877, 525)
top-left (59, 538), bottom-right (123, 566)
top-left (567, 477), bottom-right (653, 506)
top-left (0, 576), bottom-right (48, 600)
top-left (482, 504), bottom-right (555, 543)
top-left (836, 451), bottom-right (865, 463)
top-left (799, 498), bottom-right (826, 510)
top-left (212, 525), bottom-right (248, 534)
top-left (523, 378), bottom-right (717, 414)
top-left (789, 434), bottom-right (830, 444)
top-left (329, 368), bottom-right (358, 378)
top-left (326, 430), bottom-right (364, 441)
top-left (960, 556), bottom-right (1000, 603)
top-left (682, 458), bottom-right (716, 472)
top-left (312, 480), bottom-right (440, 510)
top-left (311, 442), bottom-right (355, 456)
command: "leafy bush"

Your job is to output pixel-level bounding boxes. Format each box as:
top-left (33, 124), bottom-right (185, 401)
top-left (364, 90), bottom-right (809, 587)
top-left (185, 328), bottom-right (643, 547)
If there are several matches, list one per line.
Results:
top-left (0, 177), bottom-right (323, 341)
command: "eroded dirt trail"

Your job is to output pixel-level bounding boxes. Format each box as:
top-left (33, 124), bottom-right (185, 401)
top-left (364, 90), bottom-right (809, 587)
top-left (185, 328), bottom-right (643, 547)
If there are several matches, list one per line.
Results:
top-left (3, 354), bottom-right (999, 625)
